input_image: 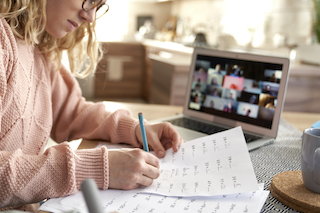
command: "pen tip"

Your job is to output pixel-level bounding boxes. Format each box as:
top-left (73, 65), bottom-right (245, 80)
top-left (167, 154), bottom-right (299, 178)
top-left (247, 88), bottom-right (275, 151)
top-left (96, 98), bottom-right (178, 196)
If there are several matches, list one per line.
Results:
top-left (138, 112), bottom-right (142, 116)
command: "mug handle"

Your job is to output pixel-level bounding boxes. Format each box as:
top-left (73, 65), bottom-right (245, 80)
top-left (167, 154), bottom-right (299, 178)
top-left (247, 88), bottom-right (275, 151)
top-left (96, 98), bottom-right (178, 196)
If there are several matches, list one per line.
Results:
top-left (313, 147), bottom-right (320, 184)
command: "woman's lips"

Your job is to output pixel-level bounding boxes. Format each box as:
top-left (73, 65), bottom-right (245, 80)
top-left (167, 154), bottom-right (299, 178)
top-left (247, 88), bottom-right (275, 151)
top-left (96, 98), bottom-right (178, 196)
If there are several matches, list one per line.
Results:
top-left (67, 20), bottom-right (79, 32)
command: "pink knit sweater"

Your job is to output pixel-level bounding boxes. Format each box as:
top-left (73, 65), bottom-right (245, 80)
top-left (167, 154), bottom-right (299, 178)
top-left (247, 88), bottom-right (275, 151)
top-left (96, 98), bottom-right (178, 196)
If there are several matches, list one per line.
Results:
top-left (0, 18), bottom-right (140, 211)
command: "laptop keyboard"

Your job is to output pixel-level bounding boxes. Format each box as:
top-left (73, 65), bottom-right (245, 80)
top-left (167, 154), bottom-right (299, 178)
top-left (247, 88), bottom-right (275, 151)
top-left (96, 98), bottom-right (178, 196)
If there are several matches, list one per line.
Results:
top-left (168, 117), bottom-right (261, 143)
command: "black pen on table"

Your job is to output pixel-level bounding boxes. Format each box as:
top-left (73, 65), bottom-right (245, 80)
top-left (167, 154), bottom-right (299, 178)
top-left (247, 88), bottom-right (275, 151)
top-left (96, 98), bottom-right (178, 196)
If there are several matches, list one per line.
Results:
top-left (138, 112), bottom-right (149, 152)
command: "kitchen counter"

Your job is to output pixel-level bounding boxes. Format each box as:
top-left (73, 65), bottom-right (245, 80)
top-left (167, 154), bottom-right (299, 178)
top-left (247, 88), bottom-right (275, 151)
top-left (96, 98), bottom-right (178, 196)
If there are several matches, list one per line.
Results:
top-left (143, 39), bottom-right (320, 79)
top-left (142, 39), bottom-right (194, 55)
top-left (289, 62), bottom-right (320, 77)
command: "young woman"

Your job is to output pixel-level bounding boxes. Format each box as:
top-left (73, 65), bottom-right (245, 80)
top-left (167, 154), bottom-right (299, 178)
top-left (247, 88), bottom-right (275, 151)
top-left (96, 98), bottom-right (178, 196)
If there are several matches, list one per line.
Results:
top-left (0, 0), bottom-right (183, 211)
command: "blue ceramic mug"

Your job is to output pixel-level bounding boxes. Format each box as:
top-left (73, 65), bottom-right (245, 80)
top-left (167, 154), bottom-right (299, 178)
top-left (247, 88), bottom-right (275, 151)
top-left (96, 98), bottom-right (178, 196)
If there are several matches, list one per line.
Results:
top-left (301, 128), bottom-right (320, 193)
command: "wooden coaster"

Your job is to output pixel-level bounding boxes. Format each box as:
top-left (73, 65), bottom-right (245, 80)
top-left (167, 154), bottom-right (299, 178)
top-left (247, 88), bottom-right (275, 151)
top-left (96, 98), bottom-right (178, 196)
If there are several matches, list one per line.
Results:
top-left (270, 170), bottom-right (320, 213)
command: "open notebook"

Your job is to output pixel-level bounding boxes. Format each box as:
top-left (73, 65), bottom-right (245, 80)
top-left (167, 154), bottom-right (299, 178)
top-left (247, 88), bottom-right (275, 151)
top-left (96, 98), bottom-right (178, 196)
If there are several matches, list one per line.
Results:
top-left (152, 48), bottom-right (290, 151)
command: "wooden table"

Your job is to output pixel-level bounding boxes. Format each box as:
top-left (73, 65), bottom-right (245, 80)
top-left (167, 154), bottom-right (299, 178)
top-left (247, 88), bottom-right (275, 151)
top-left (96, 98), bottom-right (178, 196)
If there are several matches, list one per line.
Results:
top-left (101, 101), bottom-right (319, 132)
top-left (281, 111), bottom-right (320, 132)
top-left (78, 101), bottom-right (320, 149)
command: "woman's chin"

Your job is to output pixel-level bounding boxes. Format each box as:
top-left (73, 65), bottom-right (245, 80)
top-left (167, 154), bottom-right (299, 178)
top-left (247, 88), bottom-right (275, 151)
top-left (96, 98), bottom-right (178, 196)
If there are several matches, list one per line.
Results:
top-left (45, 28), bottom-right (68, 39)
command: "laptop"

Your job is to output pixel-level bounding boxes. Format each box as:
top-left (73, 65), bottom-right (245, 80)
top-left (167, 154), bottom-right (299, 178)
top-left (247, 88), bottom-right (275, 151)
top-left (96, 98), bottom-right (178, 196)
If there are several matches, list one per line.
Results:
top-left (151, 47), bottom-right (290, 151)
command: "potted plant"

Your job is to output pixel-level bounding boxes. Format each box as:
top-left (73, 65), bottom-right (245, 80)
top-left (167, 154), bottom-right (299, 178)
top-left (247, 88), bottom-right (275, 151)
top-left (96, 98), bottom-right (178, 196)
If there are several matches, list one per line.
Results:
top-left (313, 0), bottom-right (320, 43)
top-left (296, 0), bottom-right (320, 65)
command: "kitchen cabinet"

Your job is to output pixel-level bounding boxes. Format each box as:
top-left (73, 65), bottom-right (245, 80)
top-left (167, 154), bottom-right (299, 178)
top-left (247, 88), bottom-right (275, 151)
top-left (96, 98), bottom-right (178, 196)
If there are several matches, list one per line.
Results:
top-left (94, 42), bottom-right (147, 100)
top-left (144, 40), bottom-right (193, 105)
top-left (283, 63), bottom-right (320, 113)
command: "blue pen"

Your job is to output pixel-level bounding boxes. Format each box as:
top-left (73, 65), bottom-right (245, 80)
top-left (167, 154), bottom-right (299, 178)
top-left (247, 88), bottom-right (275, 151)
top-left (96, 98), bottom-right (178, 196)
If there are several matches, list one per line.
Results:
top-left (138, 112), bottom-right (149, 152)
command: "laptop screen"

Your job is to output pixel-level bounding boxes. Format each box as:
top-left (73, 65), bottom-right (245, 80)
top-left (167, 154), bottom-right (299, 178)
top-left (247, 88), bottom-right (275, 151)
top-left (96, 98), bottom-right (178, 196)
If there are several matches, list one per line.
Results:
top-left (188, 53), bottom-right (285, 129)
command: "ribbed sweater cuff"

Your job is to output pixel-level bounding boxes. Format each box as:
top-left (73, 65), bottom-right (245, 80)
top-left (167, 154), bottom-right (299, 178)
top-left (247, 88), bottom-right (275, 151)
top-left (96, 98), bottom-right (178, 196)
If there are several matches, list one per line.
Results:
top-left (117, 115), bottom-right (140, 147)
top-left (74, 146), bottom-right (109, 190)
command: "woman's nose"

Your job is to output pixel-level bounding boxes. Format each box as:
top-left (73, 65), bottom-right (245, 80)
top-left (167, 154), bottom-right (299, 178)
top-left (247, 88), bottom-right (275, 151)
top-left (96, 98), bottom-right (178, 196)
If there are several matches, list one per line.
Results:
top-left (80, 8), bottom-right (96, 23)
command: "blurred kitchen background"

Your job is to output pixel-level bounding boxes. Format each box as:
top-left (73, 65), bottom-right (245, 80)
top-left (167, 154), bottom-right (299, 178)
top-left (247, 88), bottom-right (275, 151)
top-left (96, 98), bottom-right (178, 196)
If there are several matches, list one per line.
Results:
top-left (76, 0), bottom-right (320, 113)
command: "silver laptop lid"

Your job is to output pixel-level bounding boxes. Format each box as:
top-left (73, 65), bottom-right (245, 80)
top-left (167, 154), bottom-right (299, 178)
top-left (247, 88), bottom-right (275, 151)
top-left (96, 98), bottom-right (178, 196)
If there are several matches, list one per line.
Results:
top-left (183, 48), bottom-right (290, 138)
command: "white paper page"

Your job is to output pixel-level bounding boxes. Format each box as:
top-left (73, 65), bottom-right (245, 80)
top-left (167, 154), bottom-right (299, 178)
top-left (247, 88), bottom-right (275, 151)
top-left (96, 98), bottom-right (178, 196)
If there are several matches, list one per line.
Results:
top-left (39, 184), bottom-right (268, 213)
top-left (258, 191), bottom-right (270, 212)
top-left (39, 198), bottom-right (73, 213)
top-left (98, 187), bottom-right (267, 213)
top-left (142, 126), bottom-right (259, 196)
top-left (39, 127), bottom-right (262, 213)
top-left (96, 127), bottom-right (258, 197)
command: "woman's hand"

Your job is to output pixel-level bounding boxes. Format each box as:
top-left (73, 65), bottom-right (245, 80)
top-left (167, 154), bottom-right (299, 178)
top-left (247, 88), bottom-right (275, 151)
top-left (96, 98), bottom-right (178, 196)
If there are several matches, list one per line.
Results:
top-left (108, 148), bottom-right (160, 190)
top-left (136, 122), bottom-right (184, 158)
top-left (107, 122), bottom-right (182, 190)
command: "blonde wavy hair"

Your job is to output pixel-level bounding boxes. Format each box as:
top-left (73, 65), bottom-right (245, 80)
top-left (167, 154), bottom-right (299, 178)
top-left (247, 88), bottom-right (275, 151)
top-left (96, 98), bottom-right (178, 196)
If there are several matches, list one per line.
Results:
top-left (0, 0), bottom-right (102, 78)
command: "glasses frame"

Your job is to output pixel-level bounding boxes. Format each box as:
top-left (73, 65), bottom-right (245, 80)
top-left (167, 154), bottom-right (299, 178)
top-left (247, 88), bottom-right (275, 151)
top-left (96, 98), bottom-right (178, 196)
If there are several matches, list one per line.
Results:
top-left (82, 0), bottom-right (109, 19)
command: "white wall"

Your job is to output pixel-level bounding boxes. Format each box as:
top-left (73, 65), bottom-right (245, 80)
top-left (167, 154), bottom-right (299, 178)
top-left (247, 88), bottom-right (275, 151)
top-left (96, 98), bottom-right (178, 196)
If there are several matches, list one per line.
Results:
top-left (95, 0), bottom-right (172, 41)
top-left (94, 0), bottom-right (314, 49)
top-left (171, 0), bottom-right (314, 49)
top-left (95, 1), bottom-right (130, 41)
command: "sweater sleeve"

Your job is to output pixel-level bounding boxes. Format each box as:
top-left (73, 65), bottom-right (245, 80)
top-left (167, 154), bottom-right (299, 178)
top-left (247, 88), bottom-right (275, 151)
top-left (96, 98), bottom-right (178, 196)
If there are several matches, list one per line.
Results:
top-left (50, 64), bottom-right (140, 148)
top-left (0, 142), bottom-right (109, 208)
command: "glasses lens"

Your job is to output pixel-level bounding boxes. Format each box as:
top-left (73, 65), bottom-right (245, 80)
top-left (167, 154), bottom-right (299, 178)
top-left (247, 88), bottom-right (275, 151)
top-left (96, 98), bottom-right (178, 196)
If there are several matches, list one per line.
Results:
top-left (83, 0), bottom-right (102, 10)
top-left (96, 4), bottom-right (109, 19)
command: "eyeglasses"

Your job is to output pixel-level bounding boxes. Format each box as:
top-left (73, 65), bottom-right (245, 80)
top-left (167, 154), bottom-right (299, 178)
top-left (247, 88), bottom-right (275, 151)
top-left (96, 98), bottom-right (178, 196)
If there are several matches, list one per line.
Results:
top-left (82, 0), bottom-right (109, 19)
